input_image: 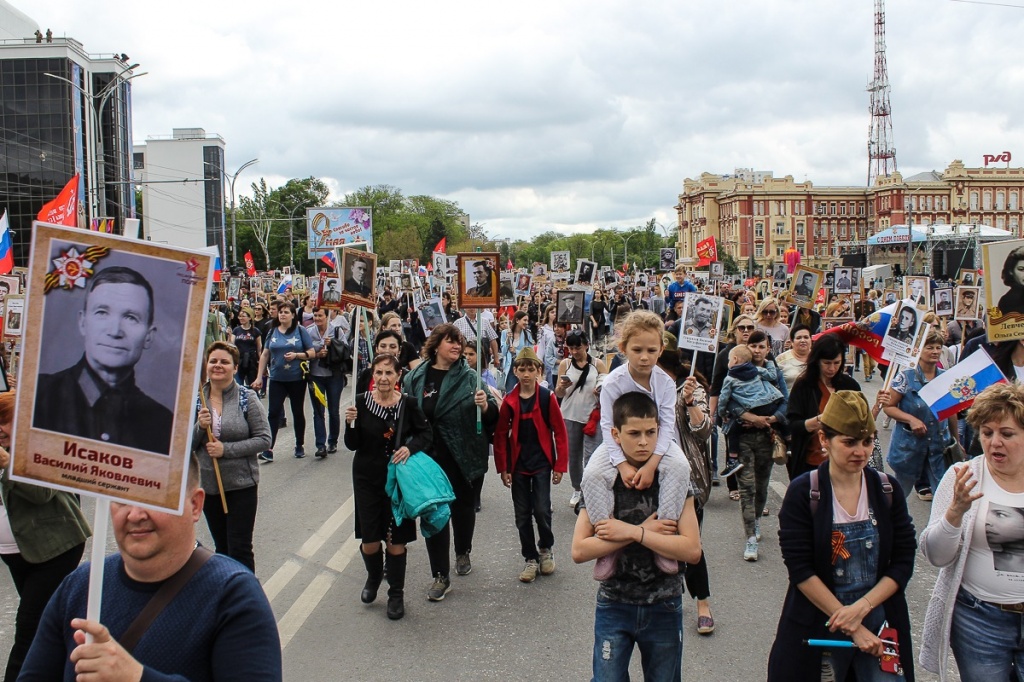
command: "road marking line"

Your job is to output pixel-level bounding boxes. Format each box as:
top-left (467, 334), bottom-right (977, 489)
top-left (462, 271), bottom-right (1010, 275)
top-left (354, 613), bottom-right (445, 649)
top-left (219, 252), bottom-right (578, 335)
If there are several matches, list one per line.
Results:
top-left (296, 495), bottom-right (354, 560)
top-left (263, 559), bottom-right (301, 604)
top-left (326, 533), bottom-right (360, 574)
top-left (277, 572), bottom-right (336, 649)
top-left (769, 480), bottom-right (788, 500)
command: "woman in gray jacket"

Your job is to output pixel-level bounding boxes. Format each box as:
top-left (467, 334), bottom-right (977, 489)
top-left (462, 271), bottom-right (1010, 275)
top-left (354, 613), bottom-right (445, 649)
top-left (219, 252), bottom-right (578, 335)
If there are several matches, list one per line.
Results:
top-left (194, 341), bottom-right (272, 572)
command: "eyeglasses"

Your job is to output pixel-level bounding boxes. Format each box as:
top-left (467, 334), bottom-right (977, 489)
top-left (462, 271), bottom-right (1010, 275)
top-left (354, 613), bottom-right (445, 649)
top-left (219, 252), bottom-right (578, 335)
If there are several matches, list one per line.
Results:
top-left (763, 309), bottom-right (778, 316)
top-left (565, 330), bottom-right (588, 346)
top-left (736, 325), bottom-right (756, 332)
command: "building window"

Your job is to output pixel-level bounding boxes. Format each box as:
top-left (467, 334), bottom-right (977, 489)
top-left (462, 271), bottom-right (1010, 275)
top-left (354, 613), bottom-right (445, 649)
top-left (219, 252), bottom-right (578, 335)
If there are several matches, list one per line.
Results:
top-left (840, 225), bottom-right (847, 239)
top-left (997, 216), bottom-right (1006, 230)
top-left (797, 222), bottom-right (805, 236)
top-left (775, 222), bottom-right (785, 235)
top-left (927, 195), bottom-right (934, 211)
top-left (1011, 191), bottom-right (1020, 210)
top-left (755, 245), bottom-right (764, 257)
top-left (1012, 217), bottom-right (1020, 233)
top-left (776, 245), bottom-right (785, 256)
top-left (755, 222), bottom-right (764, 237)
top-left (997, 191), bottom-right (1006, 210)
top-left (840, 202), bottom-right (847, 215)
top-left (830, 202), bottom-right (837, 215)
top-left (133, 152), bottom-right (145, 170)
top-left (941, 196), bottom-right (948, 211)
top-left (970, 192), bottom-right (979, 210)
top-left (984, 192), bottom-right (993, 210)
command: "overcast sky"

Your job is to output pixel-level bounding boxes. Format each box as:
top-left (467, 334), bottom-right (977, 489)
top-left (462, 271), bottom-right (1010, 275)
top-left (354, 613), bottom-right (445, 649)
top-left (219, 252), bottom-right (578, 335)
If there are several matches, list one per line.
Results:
top-left (24, 0), bottom-right (1024, 238)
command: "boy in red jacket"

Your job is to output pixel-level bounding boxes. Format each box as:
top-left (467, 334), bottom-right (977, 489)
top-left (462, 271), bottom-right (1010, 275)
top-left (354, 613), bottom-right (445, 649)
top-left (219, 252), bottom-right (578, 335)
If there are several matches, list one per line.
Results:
top-left (494, 347), bottom-right (569, 583)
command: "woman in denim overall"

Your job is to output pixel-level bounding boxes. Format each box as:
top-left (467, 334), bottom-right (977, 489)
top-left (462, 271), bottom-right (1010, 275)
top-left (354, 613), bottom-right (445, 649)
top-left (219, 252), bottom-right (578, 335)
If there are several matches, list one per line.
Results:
top-left (768, 390), bottom-right (918, 681)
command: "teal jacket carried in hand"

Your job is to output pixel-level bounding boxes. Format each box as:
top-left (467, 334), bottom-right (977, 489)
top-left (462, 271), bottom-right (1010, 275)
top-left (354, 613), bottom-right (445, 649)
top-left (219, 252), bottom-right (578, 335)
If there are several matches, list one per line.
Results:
top-left (385, 452), bottom-right (455, 538)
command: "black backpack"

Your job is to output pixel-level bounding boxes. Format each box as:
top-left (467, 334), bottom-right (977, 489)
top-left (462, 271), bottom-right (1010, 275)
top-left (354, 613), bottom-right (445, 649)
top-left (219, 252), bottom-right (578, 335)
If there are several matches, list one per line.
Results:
top-left (325, 326), bottom-right (352, 374)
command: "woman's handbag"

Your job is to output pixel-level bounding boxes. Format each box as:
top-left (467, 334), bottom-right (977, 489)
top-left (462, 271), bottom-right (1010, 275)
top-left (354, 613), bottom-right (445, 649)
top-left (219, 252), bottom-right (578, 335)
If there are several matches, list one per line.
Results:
top-left (771, 430), bottom-right (789, 465)
top-left (943, 439), bottom-right (967, 469)
top-left (582, 407), bottom-right (601, 437)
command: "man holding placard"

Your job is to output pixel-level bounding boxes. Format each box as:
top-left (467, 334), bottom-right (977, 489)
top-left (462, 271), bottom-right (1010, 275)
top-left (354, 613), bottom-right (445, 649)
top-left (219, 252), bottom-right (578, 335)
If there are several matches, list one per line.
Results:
top-left (19, 455), bottom-right (282, 680)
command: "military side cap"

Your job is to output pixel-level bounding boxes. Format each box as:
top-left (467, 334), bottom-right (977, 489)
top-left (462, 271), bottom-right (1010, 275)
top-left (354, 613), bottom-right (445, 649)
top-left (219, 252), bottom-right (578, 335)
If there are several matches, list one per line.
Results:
top-left (514, 347), bottom-right (543, 367)
top-left (820, 390), bottom-right (875, 439)
top-left (662, 331), bottom-right (679, 354)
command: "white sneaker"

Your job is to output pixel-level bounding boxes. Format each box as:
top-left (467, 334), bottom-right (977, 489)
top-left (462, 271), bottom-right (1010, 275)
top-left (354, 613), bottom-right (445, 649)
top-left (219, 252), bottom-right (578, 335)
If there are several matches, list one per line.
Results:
top-left (744, 538), bottom-right (759, 562)
top-left (569, 490), bottom-right (581, 507)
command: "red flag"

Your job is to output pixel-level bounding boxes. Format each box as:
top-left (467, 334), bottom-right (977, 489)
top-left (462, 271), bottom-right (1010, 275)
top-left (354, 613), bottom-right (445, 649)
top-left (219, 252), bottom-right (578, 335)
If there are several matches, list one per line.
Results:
top-left (695, 236), bottom-right (718, 266)
top-left (433, 237), bottom-right (447, 254)
top-left (506, 259), bottom-right (513, 270)
top-left (38, 175), bottom-right (80, 227)
top-left (244, 251), bottom-right (257, 276)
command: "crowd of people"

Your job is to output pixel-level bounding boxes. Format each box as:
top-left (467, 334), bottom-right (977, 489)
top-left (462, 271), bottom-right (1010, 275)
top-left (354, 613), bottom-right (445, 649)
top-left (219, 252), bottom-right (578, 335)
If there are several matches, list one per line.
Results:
top-left (3, 260), bottom-right (1023, 680)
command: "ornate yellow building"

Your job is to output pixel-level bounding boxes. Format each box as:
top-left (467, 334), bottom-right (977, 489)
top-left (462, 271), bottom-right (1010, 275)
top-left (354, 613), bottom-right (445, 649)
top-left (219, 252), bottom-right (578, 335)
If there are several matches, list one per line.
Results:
top-left (676, 161), bottom-right (1024, 276)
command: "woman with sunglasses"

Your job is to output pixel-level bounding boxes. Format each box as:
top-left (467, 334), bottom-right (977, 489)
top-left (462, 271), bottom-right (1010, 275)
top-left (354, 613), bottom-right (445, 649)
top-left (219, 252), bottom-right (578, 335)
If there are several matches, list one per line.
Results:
top-left (709, 314), bottom-right (760, 501)
top-left (756, 297), bottom-right (790, 358)
top-left (554, 330), bottom-right (608, 508)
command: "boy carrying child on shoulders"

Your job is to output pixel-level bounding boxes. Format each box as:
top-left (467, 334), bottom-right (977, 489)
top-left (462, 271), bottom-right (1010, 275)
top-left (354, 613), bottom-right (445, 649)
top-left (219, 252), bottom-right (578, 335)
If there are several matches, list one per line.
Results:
top-left (494, 347), bottom-right (568, 583)
top-left (572, 392), bottom-right (702, 682)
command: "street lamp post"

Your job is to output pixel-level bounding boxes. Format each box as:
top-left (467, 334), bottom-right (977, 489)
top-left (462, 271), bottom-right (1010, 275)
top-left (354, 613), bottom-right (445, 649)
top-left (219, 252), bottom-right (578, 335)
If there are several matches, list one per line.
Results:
top-left (225, 159), bottom-right (259, 267)
top-left (45, 64), bottom-right (147, 224)
top-left (621, 233), bottom-right (636, 271)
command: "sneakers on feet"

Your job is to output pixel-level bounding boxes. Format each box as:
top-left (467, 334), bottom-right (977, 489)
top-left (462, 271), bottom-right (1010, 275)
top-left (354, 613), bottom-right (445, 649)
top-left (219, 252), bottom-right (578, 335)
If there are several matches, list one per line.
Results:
top-left (258, 450), bottom-right (274, 462)
top-left (916, 487), bottom-right (934, 501)
top-left (294, 446), bottom-right (305, 459)
top-left (327, 443), bottom-right (338, 454)
top-left (744, 538), bottom-right (759, 562)
top-left (755, 520), bottom-right (762, 542)
top-left (711, 472), bottom-right (721, 487)
top-left (314, 448), bottom-right (327, 459)
top-left (538, 550), bottom-right (555, 576)
top-left (569, 490), bottom-right (581, 508)
top-left (455, 553), bottom-right (472, 576)
top-left (519, 560), bottom-right (539, 583)
top-left (720, 459), bottom-right (743, 478)
top-left (427, 574), bottom-right (451, 601)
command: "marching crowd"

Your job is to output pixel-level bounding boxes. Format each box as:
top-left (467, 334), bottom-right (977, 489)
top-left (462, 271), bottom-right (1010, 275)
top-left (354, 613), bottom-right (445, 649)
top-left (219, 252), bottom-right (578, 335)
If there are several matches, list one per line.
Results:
top-left (1, 261), bottom-right (1022, 681)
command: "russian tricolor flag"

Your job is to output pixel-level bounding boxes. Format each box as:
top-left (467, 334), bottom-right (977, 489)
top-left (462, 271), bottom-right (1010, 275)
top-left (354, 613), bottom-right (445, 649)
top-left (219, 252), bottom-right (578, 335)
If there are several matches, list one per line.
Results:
top-left (919, 349), bottom-right (1008, 421)
top-left (818, 300), bottom-right (898, 364)
top-left (212, 256), bottom-right (223, 282)
top-left (0, 211), bottom-right (12, 274)
top-left (277, 274), bottom-right (292, 294)
top-left (321, 251), bottom-right (337, 269)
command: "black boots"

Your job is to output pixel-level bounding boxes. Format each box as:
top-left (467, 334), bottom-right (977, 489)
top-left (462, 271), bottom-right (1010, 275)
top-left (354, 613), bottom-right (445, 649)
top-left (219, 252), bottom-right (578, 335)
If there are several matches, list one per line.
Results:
top-left (360, 548), bottom-right (384, 604)
top-left (385, 551), bottom-right (407, 620)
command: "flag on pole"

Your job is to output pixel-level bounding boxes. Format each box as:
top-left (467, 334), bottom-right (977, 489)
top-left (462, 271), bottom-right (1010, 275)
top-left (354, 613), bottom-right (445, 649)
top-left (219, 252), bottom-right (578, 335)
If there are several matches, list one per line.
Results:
top-left (919, 349), bottom-right (1008, 420)
top-left (506, 259), bottom-right (514, 270)
top-left (321, 251), bottom-right (337, 269)
top-left (817, 300), bottom-right (899, 364)
top-left (37, 175), bottom-right (80, 227)
top-left (433, 237), bottom-right (447, 254)
top-left (277, 274), bottom-right (293, 294)
top-left (0, 211), bottom-right (13, 274)
top-left (695, 236), bottom-right (718, 266)
top-left (244, 251), bottom-right (257, 276)
top-left (212, 256), bottom-right (223, 283)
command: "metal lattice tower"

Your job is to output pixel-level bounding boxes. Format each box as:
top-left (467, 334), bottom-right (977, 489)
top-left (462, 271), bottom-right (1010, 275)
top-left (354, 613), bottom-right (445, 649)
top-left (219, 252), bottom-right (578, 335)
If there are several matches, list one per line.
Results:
top-left (867, 0), bottom-right (897, 187)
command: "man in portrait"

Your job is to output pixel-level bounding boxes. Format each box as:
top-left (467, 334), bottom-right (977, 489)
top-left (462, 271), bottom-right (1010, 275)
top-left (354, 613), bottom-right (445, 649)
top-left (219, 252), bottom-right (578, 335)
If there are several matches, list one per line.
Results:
top-left (578, 261), bottom-right (595, 285)
top-left (322, 279), bottom-right (343, 303)
top-left (794, 272), bottom-right (815, 298)
top-left (684, 296), bottom-right (716, 339)
top-left (558, 293), bottom-right (581, 323)
top-left (935, 289), bottom-right (953, 315)
top-left (836, 269), bottom-right (852, 291)
top-left (465, 260), bottom-right (495, 298)
top-left (33, 266), bottom-right (174, 455)
top-left (343, 256), bottom-right (371, 299)
top-left (774, 265), bottom-right (786, 282)
top-left (957, 289), bottom-right (978, 319)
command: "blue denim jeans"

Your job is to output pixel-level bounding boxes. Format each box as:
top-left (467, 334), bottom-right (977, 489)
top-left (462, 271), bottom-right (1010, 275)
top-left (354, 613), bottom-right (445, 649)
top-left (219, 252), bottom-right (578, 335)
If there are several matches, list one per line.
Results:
top-left (950, 587), bottom-right (1024, 681)
top-left (308, 373), bottom-right (346, 450)
top-left (592, 595), bottom-right (683, 682)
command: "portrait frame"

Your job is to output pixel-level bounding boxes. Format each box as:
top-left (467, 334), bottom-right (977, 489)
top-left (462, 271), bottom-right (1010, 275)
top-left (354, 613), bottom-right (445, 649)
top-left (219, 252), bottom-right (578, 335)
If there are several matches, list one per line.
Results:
top-left (954, 285), bottom-right (981, 321)
top-left (575, 259), bottom-right (597, 288)
top-left (417, 297), bottom-right (447, 337)
top-left (292, 274), bottom-right (307, 292)
top-left (881, 300), bottom-right (921, 357)
top-left (3, 294), bottom-right (23, 337)
top-left (832, 267), bottom-right (854, 294)
top-left (677, 293), bottom-right (724, 354)
top-left (226, 276), bottom-right (241, 300)
top-left (757, 278), bottom-right (772, 301)
top-left (554, 289), bottom-right (585, 325)
top-left (0, 275), bottom-right (20, 299)
top-left (499, 272), bottom-right (516, 307)
top-left (933, 287), bottom-right (954, 317)
top-left (659, 248), bottom-right (677, 273)
top-left (514, 273), bottom-right (533, 298)
top-left (959, 268), bottom-right (978, 286)
top-left (457, 252), bottom-right (500, 309)
top-left (984, 238), bottom-right (1024, 342)
top-left (789, 265), bottom-right (824, 309)
top-left (718, 299), bottom-right (735, 343)
top-left (772, 263), bottom-right (788, 283)
top-left (883, 288), bottom-right (899, 306)
top-left (390, 259), bottom-right (402, 273)
top-left (338, 247), bottom-right (378, 309)
top-left (249, 276), bottom-right (260, 293)
top-left (904, 275), bottom-right (931, 311)
top-left (709, 262), bottom-right (724, 279)
top-left (12, 221), bottom-right (215, 513)
top-left (550, 251), bottom-right (570, 274)
top-left (261, 277), bottom-right (276, 294)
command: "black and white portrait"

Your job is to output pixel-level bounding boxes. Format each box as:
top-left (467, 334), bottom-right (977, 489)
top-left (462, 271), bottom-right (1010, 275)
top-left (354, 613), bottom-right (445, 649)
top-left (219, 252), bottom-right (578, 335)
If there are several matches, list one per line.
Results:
top-left (227, 277), bottom-right (241, 299)
top-left (499, 272), bottom-right (516, 307)
top-left (533, 262), bottom-right (547, 277)
top-left (884, 303), bottom-right (919, 347)
top-left (555, 289), bottom-right (585, 325)
top-left (773, 264), bottom-right (787, 283)
top-left (709, 262), bottom-right (724, 279)
top-left (955, 286), bottom-right (981, 321)
top-left (3, 295), bottom-right (22, 337)
top-left (833, 267), bottom-right (853, 294)
top-left (551, 251), bottom-right (570, 273)
top-left (321, 278), bottom-right (343, 304)
top-left (660, 248), bottom-right (676, 272)
top-left (934, 288), bottom-right (953, 316)
top-left (789, 266), bottom-right (823, 307)
top-left (905, 276), bottom-right (930, 309)
top-left (418, 298), bottom-right (447, 336)
top-left (986, 502), bottom-right (1024, 573)
top-left (677, 293), bottom-right (723, 353)
top-left (339, 249), bottom-right (378, 307)
top-left (515, 273), bottom-right (532, 298)
top-left (575, 259), bottom-right (597, 288)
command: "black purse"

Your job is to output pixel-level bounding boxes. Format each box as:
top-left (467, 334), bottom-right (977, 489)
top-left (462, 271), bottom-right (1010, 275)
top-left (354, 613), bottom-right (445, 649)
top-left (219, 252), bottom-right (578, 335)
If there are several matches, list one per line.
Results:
top-left (943, 439), bottom-right (966, 469)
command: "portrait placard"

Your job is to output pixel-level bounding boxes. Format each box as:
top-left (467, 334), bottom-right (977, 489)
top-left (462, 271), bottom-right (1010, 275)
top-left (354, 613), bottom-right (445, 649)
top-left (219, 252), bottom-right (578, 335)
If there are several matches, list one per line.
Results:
top-left (390, 260), bottom-right (402, 273)
top-left (499, 272), bottom-right (516, 307)
top-left (756, 279), bottom-right (772, 301)
top-left (718, 299), bottom-right (735, 343)
top-left (833, 267), bottom-right (854, 294)
top-left (959, 269), bottom-right (978, 286)
top-left (822, 316), bottom-right (854, 331)
top-left (575, 259), bottom-right (597, 288)
top-left (3, 295), bottom-right (23, 337)
top-left (709, 262), bottom-right (724, 279)
top-left (418, 297), bottom-right (447, 337)
top-left (881, 300), bottom-right (922, 357)
top-left (514, 273), bottom-right (533, 298)
top-left (550, 251), bottom-right (570, 274)
top-left (457, 253), bottom-right (500, 309)
top-left (260, 277), bottom-right (276, 294)
top-left (933, 287), bottom-right (954, 317)
top-left (772, 264), bottom-right (788, 283)
top-left (292, 274), bottom-right (307, 292)
top-left (659, 248), bottom-right (676, 273)
top-left (249, 276), bottom-right (260, 293)
top-left (883, 288), bottom-right (899, 306)
top-left (12, 222), bottom-right (214, 513)
top-left (677, 293), bottom-right (724, 354)
top-left (554, 289), bottom-right (585, 325)
top-left (789, 266), bottom-right (824, 308)
top-left (954, 285), bottom-right (981, 321)
top-left (984, 238), bottom-right (1024, 342)
top-left (226, 276), bottom-right (241, 300)
top-left (306, 207), bottom-right (372, 259)
top-left (0, 275), bottom-right (20, 299)
top-left (904, 275), bottom-right (930, 311)
top-left (338, 247), bottom-right (378, 309)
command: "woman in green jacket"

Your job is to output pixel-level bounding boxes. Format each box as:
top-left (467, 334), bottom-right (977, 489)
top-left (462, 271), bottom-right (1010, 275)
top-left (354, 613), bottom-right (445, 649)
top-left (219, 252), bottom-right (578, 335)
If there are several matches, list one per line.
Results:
top-left (405, 323), bottom-right (498, 602)
top-left (0, 390), bottom-right (91, 682)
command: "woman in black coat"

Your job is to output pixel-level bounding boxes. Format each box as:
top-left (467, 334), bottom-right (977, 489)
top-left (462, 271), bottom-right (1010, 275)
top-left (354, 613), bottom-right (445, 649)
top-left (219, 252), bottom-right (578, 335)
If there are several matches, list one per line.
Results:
top-left (786, 335), bottom-right (861, 480)
top-left (768, 391), bottom-right (916, 681)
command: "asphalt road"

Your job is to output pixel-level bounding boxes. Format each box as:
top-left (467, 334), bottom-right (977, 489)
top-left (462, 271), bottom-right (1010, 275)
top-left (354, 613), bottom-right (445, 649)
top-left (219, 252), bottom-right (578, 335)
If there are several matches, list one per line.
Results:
top-left (1, 374), bottom-right (962, 680)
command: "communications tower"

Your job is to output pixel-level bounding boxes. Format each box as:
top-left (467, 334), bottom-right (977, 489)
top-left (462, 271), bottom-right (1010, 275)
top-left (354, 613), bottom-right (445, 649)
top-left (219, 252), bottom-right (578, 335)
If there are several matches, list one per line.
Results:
top-left (867, 0), bottom-right (897, 187)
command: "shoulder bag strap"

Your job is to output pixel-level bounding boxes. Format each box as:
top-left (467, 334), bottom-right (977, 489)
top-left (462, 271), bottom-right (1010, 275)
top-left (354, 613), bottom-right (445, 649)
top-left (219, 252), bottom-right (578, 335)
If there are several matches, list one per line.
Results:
top-left (809, 469), bottom-right (820, 515)
top-left (119, 546), bottom-right (215, 654)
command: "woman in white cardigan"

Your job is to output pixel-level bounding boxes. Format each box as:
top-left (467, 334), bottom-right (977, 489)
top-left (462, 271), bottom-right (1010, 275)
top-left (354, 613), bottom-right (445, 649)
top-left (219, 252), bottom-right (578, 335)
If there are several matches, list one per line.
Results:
top-left (919, 382), bottom-right (1024, 680)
